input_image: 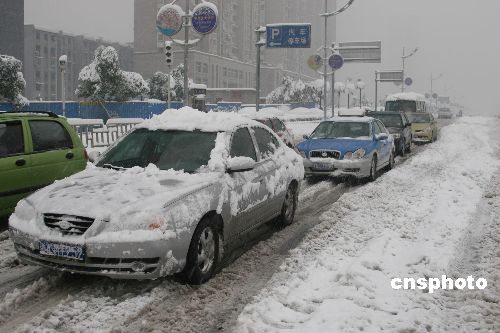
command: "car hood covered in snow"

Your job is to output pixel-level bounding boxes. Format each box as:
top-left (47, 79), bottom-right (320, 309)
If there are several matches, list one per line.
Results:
top-left (25, 164), bottom-right (220, 222)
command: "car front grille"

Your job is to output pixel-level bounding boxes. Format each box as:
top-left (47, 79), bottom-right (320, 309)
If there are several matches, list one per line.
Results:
top-left (43, 213), bottom-right (95, 235)
top-left (310, 150), bottom-right (341, 159)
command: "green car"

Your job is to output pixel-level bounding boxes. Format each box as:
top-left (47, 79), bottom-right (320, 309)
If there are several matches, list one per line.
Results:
top-left (0, 111), bottom-right (87, 220)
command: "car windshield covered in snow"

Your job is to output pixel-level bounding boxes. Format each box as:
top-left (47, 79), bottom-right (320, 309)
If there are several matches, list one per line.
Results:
top-left (310, 121), bottom-right (370, 139)
top-left (407, 113), bottom-right (431, 123)
top-left (370, 113), bottom-right (403, 128)
top-left (96, 129), bottom-right (217, 172)
top-left (385, 100), bottom-right (416, 113)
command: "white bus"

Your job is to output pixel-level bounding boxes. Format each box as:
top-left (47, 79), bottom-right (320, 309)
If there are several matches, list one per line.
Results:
top-left (385, 92), bottom-right (427, 113)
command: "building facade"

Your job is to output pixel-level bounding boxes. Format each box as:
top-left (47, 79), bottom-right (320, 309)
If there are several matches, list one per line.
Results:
top-left (134, 0), bottom-right (335, 98)
top-left (23, 25), bottom-right (134, 101)
top-left (0, 0), bottom-right (24, 62)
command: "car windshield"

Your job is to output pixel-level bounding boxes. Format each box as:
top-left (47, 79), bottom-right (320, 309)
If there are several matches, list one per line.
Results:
top-left (371, 114), bottom-right (403, 128)
top-left (385, 100), bottom-right (417, 113)
top-left (96, 129), bottom-right (218, 173)
top-left (310, 122), bottom-right (370, 139)
top-left (407, 113), bottom-right (431, 123)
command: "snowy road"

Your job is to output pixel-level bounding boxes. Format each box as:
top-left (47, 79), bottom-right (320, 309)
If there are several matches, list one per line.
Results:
top-left (0, 119), bottom-right (458, 333)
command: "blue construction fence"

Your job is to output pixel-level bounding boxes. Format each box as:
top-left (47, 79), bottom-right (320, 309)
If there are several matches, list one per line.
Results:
top-left (0, 101), bottom-right (317, 121)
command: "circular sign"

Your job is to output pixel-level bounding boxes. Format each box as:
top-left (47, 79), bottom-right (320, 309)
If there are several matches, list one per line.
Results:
top-left (192, 2), bottom-right (219, 35)
top-left (328, 53), bottom-right (344, 71)
top-left (405, 77), bottom-right (413, 86)
top-left (425, 93), bottom-right (431, 99)
top-left (156, 4), bottom-right (184, 37)
top-left (432, 93), bottom-right (438, 99)
top-left (308, 55), bottom-right (323, 71)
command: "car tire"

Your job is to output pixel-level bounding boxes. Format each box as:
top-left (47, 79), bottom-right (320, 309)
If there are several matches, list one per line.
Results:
top-left (367, 156), bottom-right (378, 182)
top-left (277, 182), bottom-right (298, 227)
top-left (386, 150), bottom-right (395, 171)
top-left (400, 140), bottom-right (406, 157)
top-left (405, 140), bottom-right (412, 153)
top-left (183, 216), bottom-right (220, 285)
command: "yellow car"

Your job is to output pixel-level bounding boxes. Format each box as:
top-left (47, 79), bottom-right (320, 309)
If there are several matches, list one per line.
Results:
top-left (406, 112), bottom-right (438, 143)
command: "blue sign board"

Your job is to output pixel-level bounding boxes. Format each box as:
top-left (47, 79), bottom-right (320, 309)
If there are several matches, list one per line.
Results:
top-left (266, 24), bottom-right (311, 48)
top-left (405, 77), bottom-right (413, 86)
top-left (192, 4), bottom-right (218, 35)
top-left (328, 54), bottom-right (344, 71)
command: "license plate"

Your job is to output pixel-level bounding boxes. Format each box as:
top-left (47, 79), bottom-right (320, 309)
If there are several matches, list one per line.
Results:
top-left (39, 240), bottom-right (85, 261)
top-left (313, 162), bottom-right (334, 171)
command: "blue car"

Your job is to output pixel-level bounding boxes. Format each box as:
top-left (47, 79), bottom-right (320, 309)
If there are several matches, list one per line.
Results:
top-left (297, 117), bottom-right (395, 181)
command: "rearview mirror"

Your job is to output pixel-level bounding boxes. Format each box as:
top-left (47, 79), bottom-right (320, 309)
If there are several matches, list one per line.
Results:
top-left (227, 157), bottom-right (256, 173)
top-left (88, 150), bottom-right (101, 163)
top-left (376, 133), bottom-right (388, 141)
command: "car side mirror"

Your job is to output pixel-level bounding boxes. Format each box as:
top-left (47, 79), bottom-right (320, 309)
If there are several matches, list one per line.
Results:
top-left (227, 157), bottom-right (256, 173)
top-left (88, 150), bottom-right (101, 163)
top-left (303, 134), bottom-right (310, 140)
top-left (376, 133), bottom-right (388, 141)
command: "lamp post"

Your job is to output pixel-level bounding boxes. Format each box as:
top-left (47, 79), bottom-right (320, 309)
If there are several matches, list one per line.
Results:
top-left (334, 82), bottom-right (345, 109)
top-left (58, 55), bottom-right (67, 117)
top-left (346, 80), bottom-right (356, 109)
top-left (255, 26), bottom-right (266, 112)
top-left (320, 0), bottom-right (356, 118)
top-left (401, 47), bottom-right (418, 92)
top-left (355, 79), bottom-right (365, 108)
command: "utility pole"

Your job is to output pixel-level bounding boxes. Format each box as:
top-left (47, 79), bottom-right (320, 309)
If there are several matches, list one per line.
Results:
top-left (183, 0), bottom-right (190, 107)
top-left (255, 26), bottom-right (266, 112)
top-left (58, 55), bottom-right (67, 117)
top-left (401, 46), bottom-right (418, 92)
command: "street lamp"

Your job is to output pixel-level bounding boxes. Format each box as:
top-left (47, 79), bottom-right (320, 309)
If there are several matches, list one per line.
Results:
top-left (320, 0), bottom-right (356, 119)
top-left (255, 26), bottom-right (266, 112)
top-left (58, 55), bottom-right (67, 117)
top-left (401, 47), bottom-right (418, 92)
top-left (355, 79), bottom-right (365, 108)
top-left (334, 82), bottom-right (345, 109)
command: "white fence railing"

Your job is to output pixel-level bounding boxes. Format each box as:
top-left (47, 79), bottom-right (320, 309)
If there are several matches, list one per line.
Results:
top-left (67, 118), bottom-right (143, 148)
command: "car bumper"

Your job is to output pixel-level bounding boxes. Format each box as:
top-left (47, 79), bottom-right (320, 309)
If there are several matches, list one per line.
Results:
top-left (413, 132), bottom-right (432, 142)
top-left (303, 158), bottom-right (372, 178)
top-left (9, 227), bottom-right (184, 280)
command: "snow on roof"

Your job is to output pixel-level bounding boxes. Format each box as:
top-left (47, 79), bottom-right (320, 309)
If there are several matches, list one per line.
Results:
top-left (386, 92), bottom-right (425, 102)
top-left (327, 116), bottom-right (374, 123)
top-left (337, 108), bottom-right (366, 117)
top-left (136, 107), bottom-right (258, 132)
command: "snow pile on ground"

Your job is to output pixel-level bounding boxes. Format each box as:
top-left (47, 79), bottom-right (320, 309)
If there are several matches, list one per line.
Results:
top-left (236, 117), bottom-right (500, 332)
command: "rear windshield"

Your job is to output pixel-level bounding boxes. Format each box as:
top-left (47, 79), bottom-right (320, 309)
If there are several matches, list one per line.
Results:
top-left (385, 100), bottom-right (416, 113)
top-left (370, 114), bottom-right (403, 128)
top-left (407, 113), bottom-right (431, 123)
top-left (311, 122), bottom-right (371, 139)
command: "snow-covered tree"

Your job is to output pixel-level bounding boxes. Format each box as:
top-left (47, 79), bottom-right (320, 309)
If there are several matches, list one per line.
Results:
top-left (170, 64), bottom-right (193, 101)
top-left (148, 71), bottom-right (176, 101)
top-left (0, 55), bottom-right (29, 108)
top-left (76, 46), bottom-right (148, 102)
top-left (267, 76), bottom-right (323, 104)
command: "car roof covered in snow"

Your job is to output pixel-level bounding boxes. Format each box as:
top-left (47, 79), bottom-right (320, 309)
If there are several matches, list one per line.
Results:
top-left (324, 116), bottom-right (375, 123)
top-left (136, 107), bottom-right (261, 132)
top-left (386, 92), bottom-right (426, 102)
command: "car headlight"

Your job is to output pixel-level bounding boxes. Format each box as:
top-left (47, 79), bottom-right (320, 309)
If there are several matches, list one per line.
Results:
top-left (345, 149), bottom-right (366, 160)
top-left (392, 133), bottom-right (401, 139)
top-left (14, 199), bottom-right (36, 221)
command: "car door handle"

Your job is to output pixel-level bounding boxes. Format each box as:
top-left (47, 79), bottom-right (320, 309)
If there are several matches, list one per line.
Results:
top-left (66, 152), bottom-right (74, 160)
top-left (15, 159), bottom-right (26, 167)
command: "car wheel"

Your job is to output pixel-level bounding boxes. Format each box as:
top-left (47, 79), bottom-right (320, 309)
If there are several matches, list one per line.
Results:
top-left (400, 140), bottom-right (406, 157)
top-left (406, 140), bottom-right (412, 153)
top-left (183, 216), bottom-right (220, 285)
top-left (367, 156), bottom-right (378, 182)
top-left (386, 150), bottom-right (395, 171)
top-left (277, 183), bottom-right (298, 227)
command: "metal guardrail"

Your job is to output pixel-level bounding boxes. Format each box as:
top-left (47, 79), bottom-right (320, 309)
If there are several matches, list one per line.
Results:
top-left (67, 118), bottom-right (142, 148)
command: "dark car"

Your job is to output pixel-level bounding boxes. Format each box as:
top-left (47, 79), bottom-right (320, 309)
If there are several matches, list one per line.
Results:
top-left (367, 111), bottom-right (412, 156)
top-left (253, 117), bottom-right (295, 148)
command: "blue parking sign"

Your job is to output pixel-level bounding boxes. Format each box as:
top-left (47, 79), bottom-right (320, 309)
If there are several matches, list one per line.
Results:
top-left (266, 24), bottom-right (311, 48)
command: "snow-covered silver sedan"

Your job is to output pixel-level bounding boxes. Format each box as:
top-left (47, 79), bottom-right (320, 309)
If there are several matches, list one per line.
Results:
top-left (9, 108), bottom-right (304, 284)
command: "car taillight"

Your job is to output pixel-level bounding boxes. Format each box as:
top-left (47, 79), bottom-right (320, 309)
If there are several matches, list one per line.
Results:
top-left (84, 149), bottom-right (89, 161)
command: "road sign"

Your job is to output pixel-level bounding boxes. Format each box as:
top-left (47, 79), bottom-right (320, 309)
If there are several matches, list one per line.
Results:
top-left (378, 70), bottom-right (403, 82)
top-left (308, 55), bottom-right (323, 70)
top-left (338, 41), bottom-right (381, 63)
top-left (266, 24), bottom-right (311, 48)
top-left (328, 53), bottom-right (344, 71)
top-left (432, 93), bottom-right (438, 99)
top-left (192, 2), bottom-right (218, 35)
top-left (156, 4), bottom-right (184, 37)
top-left (405, 77), bottom-right (413, 86)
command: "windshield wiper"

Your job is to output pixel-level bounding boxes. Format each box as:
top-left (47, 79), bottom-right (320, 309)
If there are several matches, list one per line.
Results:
top-left (100, 164), bottom-right (125, 171)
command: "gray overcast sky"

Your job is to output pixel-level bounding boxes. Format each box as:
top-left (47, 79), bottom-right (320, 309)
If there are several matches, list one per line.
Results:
top-left (25, 0), bottom-right (500, 114)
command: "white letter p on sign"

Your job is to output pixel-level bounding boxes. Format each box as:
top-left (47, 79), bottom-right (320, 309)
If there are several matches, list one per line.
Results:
top-left (271, 28), bottom-right (280, 40)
